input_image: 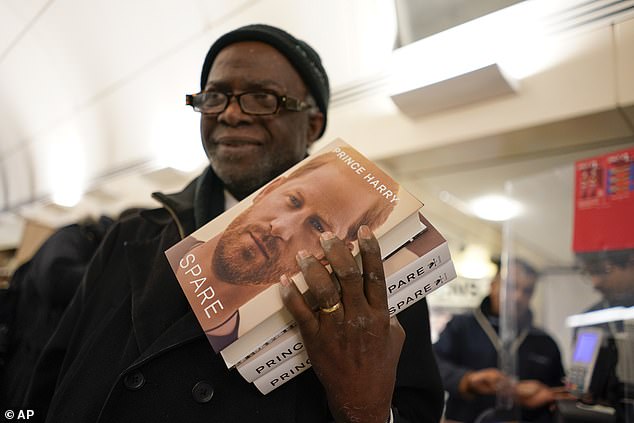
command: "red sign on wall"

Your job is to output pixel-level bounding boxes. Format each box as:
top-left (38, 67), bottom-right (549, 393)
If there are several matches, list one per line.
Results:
top-left (573, 146), bottom-right (634, 253)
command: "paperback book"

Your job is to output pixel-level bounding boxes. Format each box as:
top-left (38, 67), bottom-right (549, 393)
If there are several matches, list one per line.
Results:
top-left (252, 259), bottom-right (457, 394)
top-left (165, 138), bottom-right (425, 356)
top-left (236, 214), bottom-right (451, 382)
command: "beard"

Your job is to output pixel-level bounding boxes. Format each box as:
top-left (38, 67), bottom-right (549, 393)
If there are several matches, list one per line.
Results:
top-left (209, 150), bottom-right (298, 200)
top-left (212, 163), bottom-right (272, 200)
top-left (212, 209), bottom-right (298, 285)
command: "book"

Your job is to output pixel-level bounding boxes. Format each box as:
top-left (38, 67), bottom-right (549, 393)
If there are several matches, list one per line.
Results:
top-left (251, 259), bottom-right (457, 394)
top-left (222, 211), bottom-right (436, 369)
top-left (165, 138), bottom-right (425, 356)
top-left (236, 215), bottom-right (451, 382)
top-left (240, 256), bottom-right (456, 383)
top-left (239, 325), bottom-right (303, 383)
top-left (386, 259), bottom-right (456, 316)
top-left (253, 350), bottom-right (311, 394)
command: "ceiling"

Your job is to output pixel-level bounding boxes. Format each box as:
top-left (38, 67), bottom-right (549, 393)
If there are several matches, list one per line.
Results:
top-left (382, 118), bottom-right (634, 269)
top-left (1, 0), bottom-right (634, 273)
top-left (394, 0), bottom-right (524, 46)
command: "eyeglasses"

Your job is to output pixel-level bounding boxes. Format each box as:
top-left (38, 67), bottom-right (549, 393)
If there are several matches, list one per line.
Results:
top-left (580, 262), bottom-right (614, 276)
top-left (186, 91), bottom-right (311, 116)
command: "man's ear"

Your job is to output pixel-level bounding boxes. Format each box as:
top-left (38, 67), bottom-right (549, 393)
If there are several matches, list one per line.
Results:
top-left (305, 111), bottom-right (324, 150)
top-left (253, 176), bottom-right (287, 203)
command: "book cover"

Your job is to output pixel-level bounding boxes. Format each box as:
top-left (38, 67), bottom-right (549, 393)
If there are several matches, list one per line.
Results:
top-left (573, 146), bottom-right (634, 253)
top-left (165, 138), bottom-right (424, 353)
top-left (236, 215), bottom-right (451, 381)
top-left (238, 325), bottom-right (303, 383)
top-left (239, 256), bottom-right (455, 382)
top-left (222, 211), bottom-right (435, 369)
top-left (251, 259), bottom-right (457, 394)
top-left (387, 259), bottom-right (456, 316)
top-left (253, 350), bottom-right (312, 395)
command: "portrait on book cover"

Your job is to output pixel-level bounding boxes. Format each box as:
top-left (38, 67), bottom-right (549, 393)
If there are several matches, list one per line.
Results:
top-left (167, 141), bottom-right (406, 352)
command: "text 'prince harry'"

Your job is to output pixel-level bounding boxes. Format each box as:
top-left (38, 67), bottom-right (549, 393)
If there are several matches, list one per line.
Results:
top-left (333, 147), bottom-right (399, 204)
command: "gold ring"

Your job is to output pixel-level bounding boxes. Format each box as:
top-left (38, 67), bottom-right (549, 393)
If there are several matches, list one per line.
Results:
top-left (319, 301), bottom-right (342, 314)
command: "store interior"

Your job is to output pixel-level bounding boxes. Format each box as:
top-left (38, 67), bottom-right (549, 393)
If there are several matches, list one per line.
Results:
top-left (1, 0), bottom-right (633, 420)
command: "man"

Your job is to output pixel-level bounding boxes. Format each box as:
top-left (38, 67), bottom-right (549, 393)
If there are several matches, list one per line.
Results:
top-left (433, 259), bottom-right (566, 422)
top-left (172, 148), bottom-right (397, 351)
top-left (577, 248), bottom-right (634, 313)
top-left (0, 215), bottom-right (115, 407)
top-left (24, 24), bottom-right (443, 423)
top-left (573, 249), bottom-right (634, 418)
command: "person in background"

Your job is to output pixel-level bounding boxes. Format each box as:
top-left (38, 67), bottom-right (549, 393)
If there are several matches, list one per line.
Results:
top-left (23, 24), bottom-right (443, 423)
top-left (573, 248), bottom-right (634, 420)
top-left (577, 248), bottom-right (634, 314)
top-left (0, 215), bottom-right (115, 407)
top-left (0, 208), bottom-right (144, 408)
top-left (433, 258), bottom-right (567, 422)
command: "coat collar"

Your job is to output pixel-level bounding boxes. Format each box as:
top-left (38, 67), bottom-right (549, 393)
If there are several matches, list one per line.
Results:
top-left (150, 166), bottom-right (226, 239)
top-left (124, 227), bottom-right (199, 359)
top-left (125, 167), bottom-right (227, 364)
top-left (478, 295), bottom-right (534, 330)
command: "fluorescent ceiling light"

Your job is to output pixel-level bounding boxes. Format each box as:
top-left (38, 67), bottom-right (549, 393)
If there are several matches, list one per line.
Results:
top-left (387, 0), bottom-right (580, 116)
top-left (454, 244), bottom-right (498, 280)
top-left (388, 17), bottom-right (520, 117)
top-left (390, 63), bottom-right (518, 117)
top-left (470, 195), bottom-right (523, 221)
top-left (152, 109), bottom-right (206, 172)
top-left (51, 190), bottom-right (82, 208)
top-left (47, 131), bottom-right (85, 208)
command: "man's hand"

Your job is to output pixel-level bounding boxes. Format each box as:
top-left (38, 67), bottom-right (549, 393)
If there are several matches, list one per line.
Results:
top-left (459, 368), bottom-right (507, 397)
top-left (280, 226), bottom-right (404, 423)
top-left (514, 380), bottom-right (572, 409)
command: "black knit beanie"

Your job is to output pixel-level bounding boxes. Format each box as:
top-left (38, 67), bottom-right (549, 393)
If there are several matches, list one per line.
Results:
top-left (200, 24), bottom-right (330, 137)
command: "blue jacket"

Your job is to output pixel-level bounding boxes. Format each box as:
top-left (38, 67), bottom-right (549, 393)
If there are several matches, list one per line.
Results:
top-left (433, 296), bottom-right (565, 422)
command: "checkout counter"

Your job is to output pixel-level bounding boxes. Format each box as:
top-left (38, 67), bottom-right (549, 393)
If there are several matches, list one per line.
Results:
top-left (556, 307), bottom-right (634, 423)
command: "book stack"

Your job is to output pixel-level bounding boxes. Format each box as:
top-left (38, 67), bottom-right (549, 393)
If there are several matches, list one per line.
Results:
top-left (165, 138), bottom-right (456, 394)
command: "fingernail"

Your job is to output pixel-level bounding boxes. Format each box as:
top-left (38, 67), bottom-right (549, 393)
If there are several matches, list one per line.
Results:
top-left (279, 274), bottom-right (291, 287)
top-left (320, 231), bottom-right (335, 241)
top-left (358, 225), bottom-right (371, 239)
top-left (279, 274), bottom-right (291, 297)
top-left (296, 250), bottom-right (311, 261)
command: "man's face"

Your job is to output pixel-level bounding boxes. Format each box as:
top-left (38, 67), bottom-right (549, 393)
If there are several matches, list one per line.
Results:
top-left (201, 41), bottom-right (323, 200)
top-left (584, 260), bottom-right (634, 303)
top-left (489, 265), bottom-right (536, 319)
top-left (212, 163), bottom-right (376, 285)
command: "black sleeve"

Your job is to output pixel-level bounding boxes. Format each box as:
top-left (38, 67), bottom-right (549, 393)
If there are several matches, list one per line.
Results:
top-left (392, 298), bottom-right (444, 423)
top-left (432, 316), bottom-right (473, 397)
top-left (546, 335), bottom-right (566, 387)
top-left (22, 222), bottom-right (123, 418)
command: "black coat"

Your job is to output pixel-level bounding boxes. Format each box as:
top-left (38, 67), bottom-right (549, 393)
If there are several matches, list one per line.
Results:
top-left (0, 217), bottom-right (113, 407)
top-left (24, 170), bottom-right (444, 423)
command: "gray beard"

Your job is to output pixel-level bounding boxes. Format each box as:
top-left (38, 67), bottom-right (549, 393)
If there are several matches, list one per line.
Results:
top-left (211, 155), bottom-right (293, 200)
